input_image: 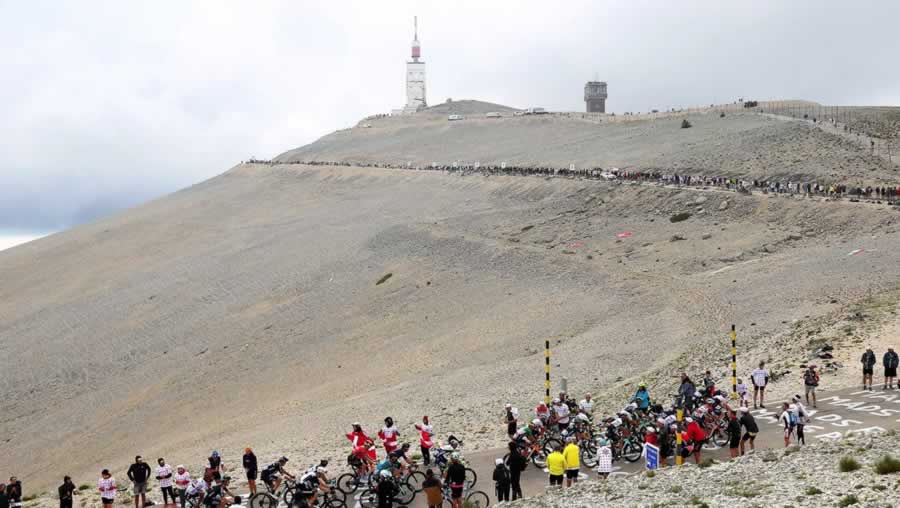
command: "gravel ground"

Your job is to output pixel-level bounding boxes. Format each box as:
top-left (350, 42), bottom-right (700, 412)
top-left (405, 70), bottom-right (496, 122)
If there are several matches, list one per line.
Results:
top-left (6, 110), bottom-right (900, 492)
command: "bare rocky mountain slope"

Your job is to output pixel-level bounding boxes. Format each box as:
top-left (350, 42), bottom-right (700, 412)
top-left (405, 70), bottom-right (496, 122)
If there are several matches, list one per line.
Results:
top-left (4, 107), bottom-right (900, 490)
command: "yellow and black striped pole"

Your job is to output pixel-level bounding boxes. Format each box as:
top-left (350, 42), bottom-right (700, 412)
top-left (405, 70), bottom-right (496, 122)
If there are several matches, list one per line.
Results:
top-left (731, 324), bottom-right (737, 400)
top-left (545, 340), bottom-right (551, 405)
top-left (675, 408), bottom-right (683, 466)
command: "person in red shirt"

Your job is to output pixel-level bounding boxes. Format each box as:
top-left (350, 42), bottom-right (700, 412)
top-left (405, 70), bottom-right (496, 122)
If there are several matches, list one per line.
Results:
top-left (346, 422), bottom-right (370, 449)
top-left (644, 426), bottom-right (659, 447)
top-left (685, 418), bottom-right (707, 464)
top-left (351, 440), bottom-right (377, 482)
top-left (414, 416), bottom-right (434, 466)
top-left (378, 417), bottom-right (400, 454)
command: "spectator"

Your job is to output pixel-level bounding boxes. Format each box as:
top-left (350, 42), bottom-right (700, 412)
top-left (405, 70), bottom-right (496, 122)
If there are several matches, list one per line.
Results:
top-left (156, 458), bottom-right (175, 507)
top-left (552, 398), bottom-right (571, 431)
top-left (58, 476), bottom-right (77, 508)
top-left (346, 423), bottom-right (370, 449)
top-left (422, 469), bottom-right (442, 508)
top-left (0, 483), bottom-right (7, 508)
top-left (738, 407), bottom-right (758, 455)
top-left (678, 374), bottom-right (696, 411)
top-left (596, 438), bottom-right (613, 478)
top-left (502, 404), bottom-right (518, 439)
top-left (5, 478), bottom-right (21, 504)
top-left (702, 370), bottom-right (716, 396)
top-left (861, 348), bottom-right (876, 391)
top-left (632, 383), bottom-right (650, 411)
top-left (127, 456), bottom-right (151, 508)
top-left (173, 466), bottom-right (191, 508)
top-left (415, 416), bottom-right (435, 466)
top-left (506, 442), bottom-right (525, 500)
top-left (578, 393), bottom-right (594, 416)
top-left (685, 417), bottom-right (706, 464)
top-left (884, 347), bottom-right (899, 390)
top-left (656, 419), bottom-right (672, 465)
top-left (736, 378), bottom-right (749, 407)
top-left (98, 470), bottom-right (117, 507)
top-left (491, 459), bottom-right (510, 502)
top-left (546, 444), bottom-right (565, 487)
top-left (727, 409), bottom-right (742, 458)
top-left (803, 365), bottom-right (820, 408)
top-left (206, 451), bottom-right (224, 482)
top-left (444, 453), bottom-right (467, 508)
top-left (779, 402), bottom-right (794, 446)
top-left (242, 448), bottom-right (257, 496)
top-left (792, 394), bottom-right (811, 445)
top-left (751, 361), bottom-right (770, 409)
top-left (562, 436), bottom-right (580, 487)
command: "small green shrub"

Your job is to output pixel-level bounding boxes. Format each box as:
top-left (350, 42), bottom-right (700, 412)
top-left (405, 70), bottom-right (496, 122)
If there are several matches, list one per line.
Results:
top-left (670, 212), bottom-right (691, 223)
top-left (839, 456), bottom-right (862, 472)
top-left (22, 495), bottom-right (38, 502)
top-left (874, 455), bottom-right (900, 475)
top-left (375, 272), bottom-right (393, 285)
top-left (698, 457), bottom-right (716, 468)
top-left (838, 494), bottom-right (859, 507)
top-left (872, 484), bottom-right (887, 491)
top-left (78, 484), bottom-right (91, 491)
top-left (688, 496), bottom-right (708, 508)
top-left (669, 485), bottom-right (683, 493)
top-left (805, 486), bottom-right (823, 495)
top-left (645, 470), bottom-right (656, 478)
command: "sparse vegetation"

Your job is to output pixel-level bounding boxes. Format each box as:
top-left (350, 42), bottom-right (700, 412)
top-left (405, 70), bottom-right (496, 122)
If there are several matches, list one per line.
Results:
top-left (645, 470), bottom-right (656, 478)
top-left (698, 457), bottom-right (716, 468)
top-left (805, 486), bottom-right (823, 495)
top-left (840, 456), bottom-right (862, 472)
top-left (78, 484), bottom-right (91, 491)
top-left (375, 272), bottom-right (393, 285)
top-left (669, 212), bottom-right (691, 223)
top-left (838, 494), bottom-right (860, 507)
top-left (681, 119), bottom-right (692, 129)
top-left (669, 485), bottom-right (683, 494)
top-left (874, 455), bottom-right (900, 475)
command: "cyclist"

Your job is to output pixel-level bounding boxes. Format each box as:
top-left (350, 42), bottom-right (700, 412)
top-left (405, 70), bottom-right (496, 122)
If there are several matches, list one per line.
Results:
top-left (375, 454), bottom-right (402, 480)
top-left (203, 477), bottom-right (233, 508)
top-left (571, 413), bottom-right (592, 442)
top-left (535, 402), bottom-right (551, 426)
top-left (350, 439), bottom-right (376, 483)
top-left (260, 457), bottom-right (293, 494)
top-left (389, 443), bottom-right (414, 476)
top-left (443, 453), bottom-right (467, 508)
top-left (374, 470), bottom-right (396, 508)
top-left (185, 477), bottom-right (208, 507)
top-left (294, 466), bottom-right (324, 508)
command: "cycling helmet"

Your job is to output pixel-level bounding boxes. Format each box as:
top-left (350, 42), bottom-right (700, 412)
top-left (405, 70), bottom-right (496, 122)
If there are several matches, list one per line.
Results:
top-left (576, 413), bottom-right (589, 423)
top-left (279, 457), bottom-right (288, 463)
top-left (664, 415), bottom-right (677, 425)
top-left (450, 452), bottom-right (460, 461)
top-left (789, 404), bottom-right (797, 411)
top-left (645, 426), bottom-right (657, 434)
top-left (552, 398), bottom-right (561, 404)
top-left (626, 403), bottom-right (638, 411)
top-left (211, 451), bottom-right (220, 458)
top-left (380, 470), bottom-right (391, 479)
top-left (598, 437), bottom-right (610, 447)
top-left (638, 382), bottom-right (647, 388)
top-left (315, 466), bottom-right (327, 475)
top-left (685, 417), bottom-right (694, 423)
top-left (319, 459), bottom-right (329, 467)
top-left (714, 395), bottom-right (726, 403)
top-left (611, 418), bottom-right (622, 427)
top-left (532, 418), bottom-right (543, 427)
top-left (705, 398), bottom-right (715, 405)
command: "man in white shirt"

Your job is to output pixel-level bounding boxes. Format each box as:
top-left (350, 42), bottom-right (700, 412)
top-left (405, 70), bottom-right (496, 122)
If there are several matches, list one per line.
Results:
top-left (578, 394), bottom-right (594, 416)
top-left (156, 459), bottom-right (175, 507)
top-left (98, 470), bottom-right (117, 506)
top-left (792, 394), bottom-right (811, 445)
top-left (750, 361), bottom-right (770, 409)
top-left (553, 399), bottom-right (570, 431)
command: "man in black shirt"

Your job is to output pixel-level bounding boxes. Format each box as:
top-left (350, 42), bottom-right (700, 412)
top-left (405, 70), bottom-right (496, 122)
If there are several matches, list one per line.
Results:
top-left (5, 478), bottom-right (21, 504)
top-left (443, 454), bottom-right (466, 508)
top-left (58, 476), bottom-right (77, 508)
top-left (727, 410), bottom-right (742, 458)
top-left (506, 442), bottom-right (525, 500)
top-left (242, 448), bottom-right (257, 496)
top-left (738, 407), bottom-right (759, 455)
top-left (0, 482), bottom-right (9, 508)
top-left (127, 456), bottom-right (152, 508)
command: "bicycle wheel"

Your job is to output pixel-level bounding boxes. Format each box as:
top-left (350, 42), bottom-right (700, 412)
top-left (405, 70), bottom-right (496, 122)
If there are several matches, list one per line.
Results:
top-left (358, 489), bottom-right (377, 508)
top-left (623, 441), bottom-right (643, 463)
top-left (249, 493), bottom-right (278, 508)
top-left (712, 428), bottom-right (729, 448)
top-left (322, 497), bottom-right (345, 508)
top-left (281, 487), bottom-right (294, 506)
top-left (580, 443), bottom-right (599, 468)
top-left (406, 470), bottom-right (426, 492)
top-left (335, 473), bottom-right (359, 495)
top-left (531, 448), bottom-right (548, 468)
top-left (465, 490), bottom-right (491, 508)
top-left (395, 481), bottom-right (416, 505)
top-left (464, 468), bottom-right (477, 489)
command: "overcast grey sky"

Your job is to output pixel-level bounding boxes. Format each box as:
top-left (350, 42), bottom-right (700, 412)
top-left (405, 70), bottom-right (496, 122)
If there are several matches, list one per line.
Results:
top-left (2, 0), bottom-right (898, 234)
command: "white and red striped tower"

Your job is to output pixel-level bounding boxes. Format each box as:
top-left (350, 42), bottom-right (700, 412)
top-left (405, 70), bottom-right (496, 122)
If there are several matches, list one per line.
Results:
top-left (403, 16), bottom-right (427, 114)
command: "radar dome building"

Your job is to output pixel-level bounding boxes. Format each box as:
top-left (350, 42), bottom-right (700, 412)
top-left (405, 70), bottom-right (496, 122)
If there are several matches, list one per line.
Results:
top-left (395, 16), bottom-right (427, 115)
top-left (584, 81), bottom-right (608, 113)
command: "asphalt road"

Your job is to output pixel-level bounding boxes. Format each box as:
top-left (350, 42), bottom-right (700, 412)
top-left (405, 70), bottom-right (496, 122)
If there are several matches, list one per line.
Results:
top-left (357, 386), bottom-right (900, 507)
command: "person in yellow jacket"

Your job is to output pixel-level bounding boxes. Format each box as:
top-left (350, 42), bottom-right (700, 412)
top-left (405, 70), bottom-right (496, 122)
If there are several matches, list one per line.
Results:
top-left (562, 436), bottom-right (581, 487)
top-left (546, 444), bottom-right (565, 487)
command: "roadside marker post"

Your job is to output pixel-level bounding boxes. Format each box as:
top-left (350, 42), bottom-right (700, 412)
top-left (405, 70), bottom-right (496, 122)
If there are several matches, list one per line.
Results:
top-left (676, 408), bottom-right (683, 466)
top-left (545, 340), bottom-right (551, 405)
top-left (731, 324), bottom-right (737, 400)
